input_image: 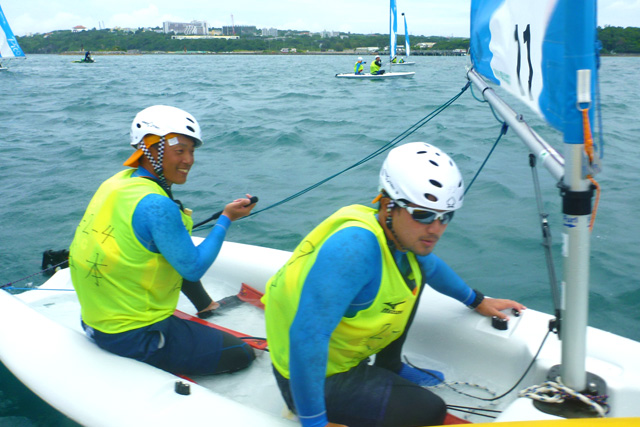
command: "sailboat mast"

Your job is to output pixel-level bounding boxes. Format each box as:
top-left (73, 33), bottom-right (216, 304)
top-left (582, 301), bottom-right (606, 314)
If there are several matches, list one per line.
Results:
top-left (389, 0), bottom-right (397, 68)
top-left (558, 0), bottom-right (598, 393)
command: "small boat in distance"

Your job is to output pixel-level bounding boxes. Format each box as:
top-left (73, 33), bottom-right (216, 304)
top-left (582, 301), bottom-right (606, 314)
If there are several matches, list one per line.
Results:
top-left (72, 51), bottom-right (95, 63)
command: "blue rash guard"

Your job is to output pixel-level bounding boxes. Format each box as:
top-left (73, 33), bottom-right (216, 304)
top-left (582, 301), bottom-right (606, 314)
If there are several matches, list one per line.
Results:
top-left (288, 225), bottom-right (476, 427)
top-left (131, 166), bottom-right (231, 282)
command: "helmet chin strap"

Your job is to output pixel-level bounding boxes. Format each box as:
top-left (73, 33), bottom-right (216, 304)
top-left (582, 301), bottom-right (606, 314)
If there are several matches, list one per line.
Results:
top-left (385, 200), bottom-right (408, 252)
top-left (140, 137), bottom-right (170, 193)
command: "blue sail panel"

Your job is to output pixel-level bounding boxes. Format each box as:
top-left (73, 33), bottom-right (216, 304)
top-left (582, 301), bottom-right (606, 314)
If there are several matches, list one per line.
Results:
top-left (403, 13), bottom-right (410, 57)
top-left (470, 0), bottom-right (598, 139)
top-left (0, 5), bottom-right (25, 59)
top-left (389, 0), bottom-right (397, 62)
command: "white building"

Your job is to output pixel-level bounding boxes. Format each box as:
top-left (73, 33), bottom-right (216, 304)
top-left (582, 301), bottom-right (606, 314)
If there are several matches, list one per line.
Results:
top-left (355, 47), bottom-right (380, 54)
top-left (163, 21), bottom-right (208, 35)
top-left (262, 27), bottom-right (278, 37)
top-left (416, 42), bottom-right (436, 49)
top-left (320, 30), bottom-right (340, 38)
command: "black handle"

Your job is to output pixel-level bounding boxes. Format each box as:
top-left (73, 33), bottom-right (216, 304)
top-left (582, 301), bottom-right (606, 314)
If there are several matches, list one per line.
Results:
top-left (193, 196), bottom-right (258, 229)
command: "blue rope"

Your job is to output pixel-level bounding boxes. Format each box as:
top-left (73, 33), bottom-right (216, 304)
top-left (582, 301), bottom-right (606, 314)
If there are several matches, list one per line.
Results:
top-left (464, 122), bottom-right (509, 195)
top-left (195, 82), bottom-right (472, 232)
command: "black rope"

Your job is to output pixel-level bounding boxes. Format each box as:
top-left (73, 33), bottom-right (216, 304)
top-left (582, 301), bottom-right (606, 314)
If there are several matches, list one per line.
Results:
top-left (194, 82), bottom-right (471, 232)
top-left (1, 258), bottom-right (69, 289)
top-left (446, 405), bottom-right (497, 419)
top-left (407, 328), bottom-right (552, 403)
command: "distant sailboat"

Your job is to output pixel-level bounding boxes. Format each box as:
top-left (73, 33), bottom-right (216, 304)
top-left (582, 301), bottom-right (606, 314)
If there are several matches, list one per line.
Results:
top-left (0, 5), bottom-right (25, 70)
top-left (393, 12), bottom-right (416, 66)
top-left (337, 0), bottom-right (414, 79)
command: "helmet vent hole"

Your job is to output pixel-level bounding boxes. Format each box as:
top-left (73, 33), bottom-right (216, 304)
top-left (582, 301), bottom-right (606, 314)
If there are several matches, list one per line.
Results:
top-left (186, 126), bottom-right (195, 133)
top-left (186, 117), bottom-right (195, 123)
top-left (429, 179), bottom-right (443, 188)
top-left (136, 123), bottom-right (141, 128)
top-left (417, 150), bottom-right (427, 154)
top-left (424, 193), bottom-right (438, 202)
top-left (429, 160), bottom-right (439, 167)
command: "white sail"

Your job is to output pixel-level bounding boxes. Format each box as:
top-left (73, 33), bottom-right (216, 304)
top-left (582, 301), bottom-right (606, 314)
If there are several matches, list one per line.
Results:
top-left (0, 5), bottom-right (25, 60)
top-left (402, 12), bottom-right (410, 57)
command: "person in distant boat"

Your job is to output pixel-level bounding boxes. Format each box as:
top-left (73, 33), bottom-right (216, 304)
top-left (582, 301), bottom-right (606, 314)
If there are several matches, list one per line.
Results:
top-left (354, 57), bottom-right (364, 75)
top-left (69, 105), bottom-right (257, 376)
top-left (262, 142), bottom-right (526, 427)
top-left (392, 56), bottom-right (406, 64)
top-left (370, 55), bottom-right (384, 75)
top-left (84, 51), bottom-right (92, 62)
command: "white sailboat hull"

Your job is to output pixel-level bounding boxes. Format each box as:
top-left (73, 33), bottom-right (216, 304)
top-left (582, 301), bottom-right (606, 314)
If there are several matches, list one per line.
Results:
top-left (335, 72), bottom-right (415, 79)
top-left (1, 240), bottom-right (639, 425)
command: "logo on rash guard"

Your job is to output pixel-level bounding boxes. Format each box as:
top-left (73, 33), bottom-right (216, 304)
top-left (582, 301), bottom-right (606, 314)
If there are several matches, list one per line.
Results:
top-left (382, 300), bottom-right (406, 314)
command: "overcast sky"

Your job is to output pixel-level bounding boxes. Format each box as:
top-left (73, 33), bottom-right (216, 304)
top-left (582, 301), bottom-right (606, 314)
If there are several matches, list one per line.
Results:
top-left (3, 0), bottom-right (639, 37)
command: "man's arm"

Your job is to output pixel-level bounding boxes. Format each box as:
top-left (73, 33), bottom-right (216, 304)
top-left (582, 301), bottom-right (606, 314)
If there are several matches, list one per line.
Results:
top-left (289, 227), bottom-right (381, 427)
top-left (133, 194), bottom-right (255, 281)
top-left (419, 254), bottom-right (525, 319)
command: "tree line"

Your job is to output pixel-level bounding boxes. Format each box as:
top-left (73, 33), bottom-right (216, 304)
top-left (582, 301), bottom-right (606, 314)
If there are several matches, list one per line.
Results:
top-left (16, 26), bottom-right (639, 55)
top-left (16, 28), bottom-right (468, 54)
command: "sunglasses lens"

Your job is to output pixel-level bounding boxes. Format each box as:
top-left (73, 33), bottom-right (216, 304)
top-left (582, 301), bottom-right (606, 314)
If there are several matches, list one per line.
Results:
top-left (411, 210), bottom-right (438, 223)
top-left (411, 210), bottom-right (454, 225)
top-left (441, 211), bottom-right (454, 224)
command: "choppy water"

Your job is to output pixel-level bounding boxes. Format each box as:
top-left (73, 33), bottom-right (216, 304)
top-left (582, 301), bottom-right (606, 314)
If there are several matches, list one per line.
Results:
top-left (1, 54), bottom-right (639, 425)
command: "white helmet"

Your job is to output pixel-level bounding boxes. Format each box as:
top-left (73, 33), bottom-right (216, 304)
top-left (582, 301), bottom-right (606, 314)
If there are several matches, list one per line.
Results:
top-left (130, 105), bottom-right (202, 148)
top-left (379, 142), bottom-right (464, 211)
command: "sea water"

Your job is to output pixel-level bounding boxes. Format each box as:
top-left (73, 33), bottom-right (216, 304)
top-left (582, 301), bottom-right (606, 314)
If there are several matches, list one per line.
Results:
top-left (0, 54), bottom-right (638, 425)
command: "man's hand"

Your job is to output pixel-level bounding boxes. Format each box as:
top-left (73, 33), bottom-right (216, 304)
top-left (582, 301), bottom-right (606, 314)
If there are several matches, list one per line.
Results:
top-left (197, 300), bottom-right (221, 318)
top-left (222, 194), bottom-right (257, 221)
top-left (475, 298), bottom-right (526, 320)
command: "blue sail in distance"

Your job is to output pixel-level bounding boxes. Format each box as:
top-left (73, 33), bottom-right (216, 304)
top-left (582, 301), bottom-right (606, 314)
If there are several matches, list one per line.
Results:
top-left (0, 5), bottom-right (25, 59)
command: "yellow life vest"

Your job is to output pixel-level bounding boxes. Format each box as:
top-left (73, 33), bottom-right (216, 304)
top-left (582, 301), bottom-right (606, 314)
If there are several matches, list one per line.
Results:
top-left (263, 205), bottom-right (422, 378)
top-left (69, 169), bottom-right (193, 333)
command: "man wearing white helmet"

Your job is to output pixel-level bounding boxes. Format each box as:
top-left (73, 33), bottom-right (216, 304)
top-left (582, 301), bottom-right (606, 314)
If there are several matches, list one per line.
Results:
top-left (263, 142), bottom-right (525, 427)
top-left (370, 54), bottom-right (384, 75)
top-left (69, 105), bottom-right (257, 376)
top-left (354, 57), bottom-right (364, 75)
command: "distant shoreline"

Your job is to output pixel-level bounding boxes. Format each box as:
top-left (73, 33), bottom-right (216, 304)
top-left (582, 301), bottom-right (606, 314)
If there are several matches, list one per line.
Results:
top-left (57, 51), bottom-right (640, 57)
top-left (58, 50), bottom-right (469, 57)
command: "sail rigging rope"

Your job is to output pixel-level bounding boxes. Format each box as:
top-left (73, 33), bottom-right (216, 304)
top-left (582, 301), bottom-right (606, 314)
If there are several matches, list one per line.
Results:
top-left (464, 122), bottom-right (509, 195)
top-left (193, 81), bottom-right (472, 232)
top-left (518, 379), bottom-right (609, 417)
top-left (580, 107), bottom-right (601, 232)
top-left (469, 77), bottom-right (506, 126)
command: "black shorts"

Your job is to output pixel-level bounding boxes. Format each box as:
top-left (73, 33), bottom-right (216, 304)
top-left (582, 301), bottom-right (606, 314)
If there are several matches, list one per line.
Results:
top-left (273, 360), bottom-right (446, 427)
top-left (83, 314), bottom-right (255, 375)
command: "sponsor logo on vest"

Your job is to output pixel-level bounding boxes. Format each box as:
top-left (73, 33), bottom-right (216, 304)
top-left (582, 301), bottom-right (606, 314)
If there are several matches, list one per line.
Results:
top-left (381, 300), bottom-right (406, 314)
